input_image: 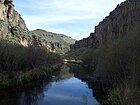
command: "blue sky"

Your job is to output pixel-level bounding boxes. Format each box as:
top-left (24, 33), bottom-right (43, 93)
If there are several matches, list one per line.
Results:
top-left (13, 0), bottom-right (125, 40)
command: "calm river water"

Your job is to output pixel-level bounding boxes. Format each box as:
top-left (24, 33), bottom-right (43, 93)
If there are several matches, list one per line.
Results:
top-left (0, 65), bottom-right (100, 105)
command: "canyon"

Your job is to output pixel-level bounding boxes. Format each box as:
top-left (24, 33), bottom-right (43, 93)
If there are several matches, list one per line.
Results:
top-left (0, 0), bottom-right (75, 54)
top-left (70, 0), bottom-right (140, 50)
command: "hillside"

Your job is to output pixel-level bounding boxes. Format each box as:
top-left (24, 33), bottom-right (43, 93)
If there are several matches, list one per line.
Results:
top-left (0, 0), bottom-right (75, 54)
top-left (29, 29), bottom-right (75, 54)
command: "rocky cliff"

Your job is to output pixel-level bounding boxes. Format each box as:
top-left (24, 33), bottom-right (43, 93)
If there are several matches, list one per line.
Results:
top-left (0, 0), bottom-right (75, 54)
top-left (71, 0), bottom-right (140, 50)
top-left (0, 0), bottom-right (31, 46)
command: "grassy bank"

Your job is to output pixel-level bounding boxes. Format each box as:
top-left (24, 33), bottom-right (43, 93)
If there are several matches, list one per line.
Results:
top-left (80, 29), bottom-right (140, 105)
top-left (0, 40), bottom-right (63, 89)
top-left (64, 48), bottom-right (86, 59)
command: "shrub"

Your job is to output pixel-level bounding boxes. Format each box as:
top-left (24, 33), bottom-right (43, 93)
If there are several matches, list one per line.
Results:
top-left (81, 48), bottom-right (98, 70)
top-left (80, 28), bottom-right (140, 104)
top-left (0, 40), bottom-right (62, 73)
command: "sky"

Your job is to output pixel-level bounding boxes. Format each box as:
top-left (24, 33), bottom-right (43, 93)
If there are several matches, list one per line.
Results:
top-left (13, 0), bottom-right (125, 40)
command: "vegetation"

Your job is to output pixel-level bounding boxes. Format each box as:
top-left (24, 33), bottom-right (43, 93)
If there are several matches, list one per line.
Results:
top-left (29, 29), bottom-right (76, 54)
top-left (80, 29), bottom-right (140, 105)
top-left (81, 48), bottom-right (99, 70)
top-left (0, 40), bottom-right (63, 88)
top-left (64, 48), bottom-right (86, 59)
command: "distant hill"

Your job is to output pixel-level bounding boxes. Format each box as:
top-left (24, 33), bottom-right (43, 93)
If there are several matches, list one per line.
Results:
top-left (0, 0), bottom-right (75, 54)
top-left (29, 29), bottom-right (76, 54)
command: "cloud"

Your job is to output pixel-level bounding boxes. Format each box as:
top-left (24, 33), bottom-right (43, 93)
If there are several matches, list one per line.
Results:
top-left (14, 0), bottom-right (125, 40)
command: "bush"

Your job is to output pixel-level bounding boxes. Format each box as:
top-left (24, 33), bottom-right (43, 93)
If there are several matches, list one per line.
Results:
top-left (0, 40), bottom-right (62, 73)
top-left (81, 48), bottom-right (98, 70)
top-left (98, 30), bottom-right (140, 85)
top-left (80, 28), bottom-right (140, 104)
top-left (64, 48), bottom-right (86, 59)
top-left (0, 40), bottom-right (63, 88)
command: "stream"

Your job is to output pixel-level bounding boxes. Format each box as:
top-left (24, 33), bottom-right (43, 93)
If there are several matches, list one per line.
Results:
top-left (0, 65), bottom-right (100, 105)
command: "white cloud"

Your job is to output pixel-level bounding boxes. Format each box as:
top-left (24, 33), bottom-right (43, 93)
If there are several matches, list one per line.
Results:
top-left (14, 0), bottom-right (125, 40)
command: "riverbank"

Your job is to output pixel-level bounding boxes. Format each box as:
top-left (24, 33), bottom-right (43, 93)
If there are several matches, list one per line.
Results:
top-left (0, 64), bottom-right (62, 89)
top-left (81, 30), bottom-right (140, 105)
top-left (0, 64), bottom-right (100, 105)
top-left (0, 40), bottom-right (63, 89)
top-left (67, 29), bottom-right (140, 105)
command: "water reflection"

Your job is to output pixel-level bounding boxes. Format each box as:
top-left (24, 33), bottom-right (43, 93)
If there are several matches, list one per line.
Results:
top-left (0, 65), bottom-right (100, 105)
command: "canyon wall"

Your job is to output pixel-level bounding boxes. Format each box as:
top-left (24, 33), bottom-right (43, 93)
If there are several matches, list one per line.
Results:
top-left (0, 0), bottom-right (75, 54)
top-left (0, 0), bottom-right (28, 38)
top-left (71, 0), bottom-right (140, 50)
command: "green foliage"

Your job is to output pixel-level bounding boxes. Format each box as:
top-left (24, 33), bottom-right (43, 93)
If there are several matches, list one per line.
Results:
top-left (0, 40), bottom-right (62, 72)
top-left (98, 30), bottom-right (140, 85)
top-left (108, 81), bottom-right (140, 105)
top-left (0, 40), bottom-right (63, 88)
top-left (64, 48), bottom-right (86, 59)
top-left (81, 48), bottom-right (98, 70)
top-left (80, 28), bottom-right (140, 104)
top-left (5, 25), bottom-right (29, 44)
top-left (29, 29), bottom-right (76, 54)
top-left (109, 89), bottom-right (122, 105)
top-left (0, 65), bottom-right (60, 89)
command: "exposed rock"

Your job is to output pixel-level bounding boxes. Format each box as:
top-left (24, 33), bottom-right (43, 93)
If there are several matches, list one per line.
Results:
top-left (71, 0), bottom-right (140, 50)
top-left (29, 29), bottom-right (76, 54)
top-left (0, 0), bottom-right (75, 53)
top-left (0, 0), bottom-right (28, 39)
top-left (5, 0), bottom-right (14, 18)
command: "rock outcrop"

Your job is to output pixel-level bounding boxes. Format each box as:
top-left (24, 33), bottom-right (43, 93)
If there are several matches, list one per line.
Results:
top-left (71, 0), bottom-right (140, 50)
top-left (0, 0), bottom-right (75, 53)
top-left (29, 29), bottom-right (76, 54)
top-left (0, 0), bottom-right (28, 39)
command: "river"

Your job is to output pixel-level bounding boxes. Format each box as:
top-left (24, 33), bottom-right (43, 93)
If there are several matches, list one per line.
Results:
top-left (0, 65), bottom-right (100, 105)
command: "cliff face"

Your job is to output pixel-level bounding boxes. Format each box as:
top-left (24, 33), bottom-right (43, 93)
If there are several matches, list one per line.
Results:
top-left (0, 0), bottom-right (28, 38)
top-left (0, 0), bottom-right (75, 53)
top-left (71, 0), bottom-right (140, 50)
top-left (0, 0), bottom-right (30, 47)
